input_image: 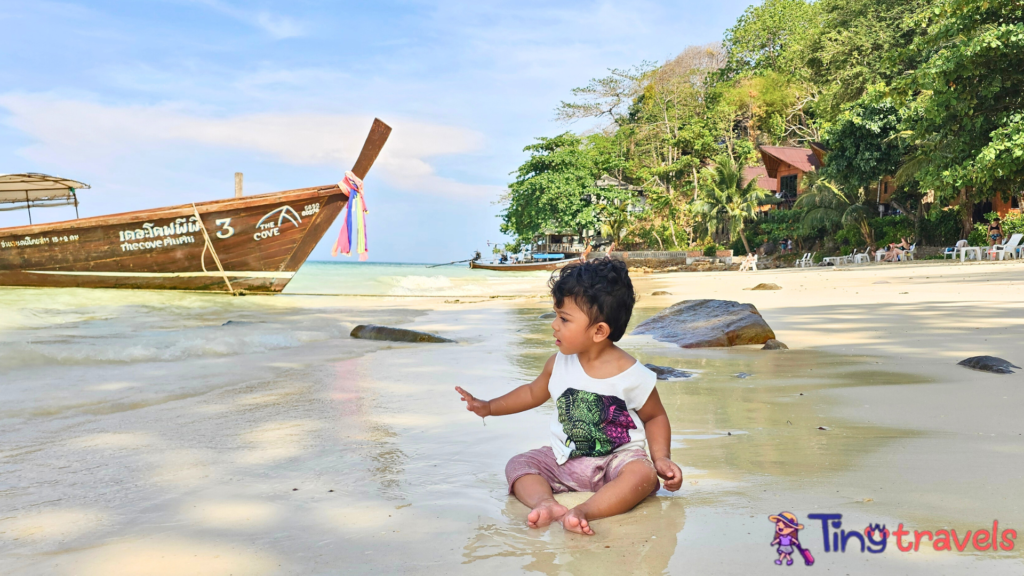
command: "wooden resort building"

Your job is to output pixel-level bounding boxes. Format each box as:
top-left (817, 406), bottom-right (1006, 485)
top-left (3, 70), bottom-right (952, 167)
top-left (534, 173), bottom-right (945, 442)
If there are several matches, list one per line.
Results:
top-left (757, 144), bottom-right (825, 206)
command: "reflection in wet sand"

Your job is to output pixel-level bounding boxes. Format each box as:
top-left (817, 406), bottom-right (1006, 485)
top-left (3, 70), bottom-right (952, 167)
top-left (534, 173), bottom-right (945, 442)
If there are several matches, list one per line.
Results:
top-left (332, 359), bottom-right (409, 501)
top-left (464, 496), bottom-right (686, 575)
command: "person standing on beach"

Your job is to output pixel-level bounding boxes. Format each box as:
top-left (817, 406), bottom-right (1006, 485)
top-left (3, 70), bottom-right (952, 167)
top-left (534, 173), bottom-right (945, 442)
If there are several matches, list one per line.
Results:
top-left (455, 258), bottom-right (683, 535)
top-left (989, 217), bottom-right (1004, 247)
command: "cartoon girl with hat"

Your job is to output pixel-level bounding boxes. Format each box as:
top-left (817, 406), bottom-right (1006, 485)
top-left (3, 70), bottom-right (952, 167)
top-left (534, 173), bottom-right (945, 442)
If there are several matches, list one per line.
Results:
top-left (769, 512), bottom-right (805, 566)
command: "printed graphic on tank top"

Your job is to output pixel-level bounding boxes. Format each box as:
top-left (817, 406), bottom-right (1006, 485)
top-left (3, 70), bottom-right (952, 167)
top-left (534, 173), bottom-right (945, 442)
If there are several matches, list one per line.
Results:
top-left (547, 352), bottom-right (657, 465)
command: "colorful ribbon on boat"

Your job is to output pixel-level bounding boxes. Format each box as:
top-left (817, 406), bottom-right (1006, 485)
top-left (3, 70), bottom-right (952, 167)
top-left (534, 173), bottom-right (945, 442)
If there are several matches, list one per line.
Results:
top-left (331, 171), bottom-right (369, 261)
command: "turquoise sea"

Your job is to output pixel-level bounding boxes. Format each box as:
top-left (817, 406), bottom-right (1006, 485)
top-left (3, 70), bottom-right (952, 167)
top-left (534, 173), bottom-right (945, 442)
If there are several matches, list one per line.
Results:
top-left (284, 261), bottom-right (550, 296)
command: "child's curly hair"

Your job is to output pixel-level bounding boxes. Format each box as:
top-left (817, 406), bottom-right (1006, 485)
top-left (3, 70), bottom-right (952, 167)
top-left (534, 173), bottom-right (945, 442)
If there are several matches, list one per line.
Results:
top-left (549, 257), bottom-right (636, 342)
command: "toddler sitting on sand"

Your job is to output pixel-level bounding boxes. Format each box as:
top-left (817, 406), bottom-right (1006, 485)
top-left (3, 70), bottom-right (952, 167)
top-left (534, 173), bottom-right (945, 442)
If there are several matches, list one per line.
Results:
top-left (456, 258), bottom-right (683, 535)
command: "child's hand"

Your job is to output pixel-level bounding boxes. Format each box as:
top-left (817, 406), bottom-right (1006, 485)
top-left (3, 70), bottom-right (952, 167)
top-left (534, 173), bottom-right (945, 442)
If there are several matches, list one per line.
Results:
top-left (455, 386), bottom-right (491, 417)
top-left (654, 457), bottom-right (683, 491)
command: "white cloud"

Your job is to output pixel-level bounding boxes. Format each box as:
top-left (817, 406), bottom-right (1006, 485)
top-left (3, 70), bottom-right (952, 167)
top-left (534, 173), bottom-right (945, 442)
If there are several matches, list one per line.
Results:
top-left (0, 94), bottom-right (498, 199)
top-left (252, 10), bottom-right (304, 39)
top-left (192, 0), bottom-right (305, 39)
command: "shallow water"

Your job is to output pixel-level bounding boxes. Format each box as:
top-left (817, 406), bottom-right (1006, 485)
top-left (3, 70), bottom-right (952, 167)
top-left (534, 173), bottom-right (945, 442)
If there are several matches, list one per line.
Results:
top-left (3, 270), bottom-right (1024, 575)
top-left (285, 261), bottom-right (549, 296)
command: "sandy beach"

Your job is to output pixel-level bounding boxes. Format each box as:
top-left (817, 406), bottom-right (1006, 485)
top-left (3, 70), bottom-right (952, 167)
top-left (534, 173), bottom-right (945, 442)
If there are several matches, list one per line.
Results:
top-left (3, 259), bottom-right (1024, 575)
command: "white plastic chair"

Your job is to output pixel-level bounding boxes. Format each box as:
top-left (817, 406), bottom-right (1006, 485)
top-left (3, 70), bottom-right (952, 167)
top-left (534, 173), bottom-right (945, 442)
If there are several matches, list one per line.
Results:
top-left (796, 253), bottom-right (814, 268)
top-left (992, 233), bottom-right (1022, 260)
top-left (901, 244), bottom-right (917, 262)
top-left (943, 240), bottom-right (968, 259)
top-left (739, 254), bottom-right (758, 272)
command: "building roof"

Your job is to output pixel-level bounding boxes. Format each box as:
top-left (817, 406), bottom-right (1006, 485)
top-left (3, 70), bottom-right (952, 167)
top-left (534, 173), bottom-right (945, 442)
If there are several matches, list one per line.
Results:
top-left (809, 142), bottom-right (829, 165)
top-left (758, 146), bottom-right (822, 178)
top-left (595, 174), bottom-right (643, 191)
top-left (741, 166), bottom-right (776, 192)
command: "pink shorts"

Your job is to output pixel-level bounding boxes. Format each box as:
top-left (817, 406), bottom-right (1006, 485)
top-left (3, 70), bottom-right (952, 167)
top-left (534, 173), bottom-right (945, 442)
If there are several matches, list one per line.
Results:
top-left (505, 446), bottom-right (659, 495)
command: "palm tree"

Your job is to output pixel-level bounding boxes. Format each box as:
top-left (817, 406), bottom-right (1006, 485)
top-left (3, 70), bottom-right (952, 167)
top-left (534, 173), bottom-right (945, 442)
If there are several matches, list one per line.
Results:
top-left (598, 201), bottom-right (633, 247)
top-left (793, 173), bottom-right (874, 246)
top-left (693, 154), bottom-right (773, 253)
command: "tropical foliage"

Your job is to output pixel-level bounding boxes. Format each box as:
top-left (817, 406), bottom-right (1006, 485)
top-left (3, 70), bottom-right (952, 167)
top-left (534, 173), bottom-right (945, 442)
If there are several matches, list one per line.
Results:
top-left (694, 155), bottom-right (774, 253)
top-left (793, 174), bottom-right (874, 245)
top-left (501, 133), bottom-right (625, 243)
top-left (498, 0), bottom-right (1024, 256)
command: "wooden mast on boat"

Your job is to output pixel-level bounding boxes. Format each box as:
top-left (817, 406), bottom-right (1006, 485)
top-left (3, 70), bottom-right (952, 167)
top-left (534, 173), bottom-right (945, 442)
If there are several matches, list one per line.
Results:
top-left (0, 119), bottom-right (392, 293)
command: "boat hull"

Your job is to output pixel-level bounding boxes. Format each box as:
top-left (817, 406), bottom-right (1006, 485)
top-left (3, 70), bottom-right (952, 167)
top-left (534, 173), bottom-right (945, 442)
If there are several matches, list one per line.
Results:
top-left (0, 185), bottom-right (348, 293)
top-left (469, 259), bottom-right (574, 272)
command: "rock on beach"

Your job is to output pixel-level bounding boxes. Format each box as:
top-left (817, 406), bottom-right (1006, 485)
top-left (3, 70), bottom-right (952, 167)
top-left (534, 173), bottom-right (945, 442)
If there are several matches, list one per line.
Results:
top-left (747, 283), bottom-right (781, 291)
top-left (762, 339), bottom-right (789, 350)
top-left (632, 299), bottom-right (776, 348)
top-left (644, 364), bottom-right (693, 380)
top-left (350, 325), bottom-right (455, 343)
top-left (957, 355), bottom-right (1020, 374)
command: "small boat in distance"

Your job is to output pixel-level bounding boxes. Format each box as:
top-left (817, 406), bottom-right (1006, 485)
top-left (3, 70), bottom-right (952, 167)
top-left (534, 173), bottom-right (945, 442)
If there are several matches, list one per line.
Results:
top-left (469, 259), bottom-right (573, 272)
top-left (0, 119), bottom-right (392, 293)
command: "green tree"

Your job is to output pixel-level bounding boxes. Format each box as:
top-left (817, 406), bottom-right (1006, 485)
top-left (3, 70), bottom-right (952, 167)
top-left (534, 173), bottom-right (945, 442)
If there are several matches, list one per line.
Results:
top-left (820, 89), bottom-right (907, 193)
top-left (500, 133), bottom-right (625, 246)
top-left (721, 0), bottom-right (824, 147)
top-left (896, 0), bottom-right (1024, 234)
top-left (556, 44), bottom-right (733, 247)
top-left (723, 0), bottom-right (820, 77)
top-left (558, 44), bottom-right (729, 195)
top-left (806, 0), bottom-right (931, 122)
top-left (694, 155), bottom-right (774, 253)
top-left (719, 71), bottom-right (805, 145)
top-left (793, 174), bottom-right (875, 246)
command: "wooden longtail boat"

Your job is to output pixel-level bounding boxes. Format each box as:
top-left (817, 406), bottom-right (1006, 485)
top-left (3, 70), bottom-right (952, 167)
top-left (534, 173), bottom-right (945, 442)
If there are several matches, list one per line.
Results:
top-left (0, 119), bottom-right (391, 293)
top-left (469, 259), bottom-right (574, 272)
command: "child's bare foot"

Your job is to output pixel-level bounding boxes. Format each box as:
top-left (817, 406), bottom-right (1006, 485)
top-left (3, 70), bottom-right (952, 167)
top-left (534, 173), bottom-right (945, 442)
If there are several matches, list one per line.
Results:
top-left (527, 499), bottom-right (568, 528)
top-left (561, 508), bottom-right (594, 535)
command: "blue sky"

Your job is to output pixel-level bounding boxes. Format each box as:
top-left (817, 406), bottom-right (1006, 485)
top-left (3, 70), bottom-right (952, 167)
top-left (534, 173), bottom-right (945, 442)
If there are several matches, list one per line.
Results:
top-left (0, 0), bottom-right (753, 263)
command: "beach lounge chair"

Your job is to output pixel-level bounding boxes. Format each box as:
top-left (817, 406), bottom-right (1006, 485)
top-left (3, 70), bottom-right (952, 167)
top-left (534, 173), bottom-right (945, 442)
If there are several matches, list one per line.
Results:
top-left (901, 244), bottom-right (916, 262)
top-left (943, 240), bottom-right (969, 260)
top-left (795, 253), bottom-right (813, 268)
top-left (991, 233), bottom-right (1022, 260)
top-left (739, 253), bottom-right (757, 272)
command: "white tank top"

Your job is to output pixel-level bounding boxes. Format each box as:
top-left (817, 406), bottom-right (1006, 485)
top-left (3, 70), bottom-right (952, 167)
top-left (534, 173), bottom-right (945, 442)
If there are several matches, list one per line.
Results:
top-left (547, 352), bottom-right (657, 465)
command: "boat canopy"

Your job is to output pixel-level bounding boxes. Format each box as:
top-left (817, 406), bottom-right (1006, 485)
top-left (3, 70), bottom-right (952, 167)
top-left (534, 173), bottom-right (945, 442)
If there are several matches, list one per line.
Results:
top-left (0, 173), bottom-right (90, 213)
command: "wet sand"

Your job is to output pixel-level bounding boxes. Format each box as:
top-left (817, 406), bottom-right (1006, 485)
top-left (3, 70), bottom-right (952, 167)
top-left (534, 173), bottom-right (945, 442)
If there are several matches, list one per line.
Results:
top-left (3, 259), bottom-right (1024, 574)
